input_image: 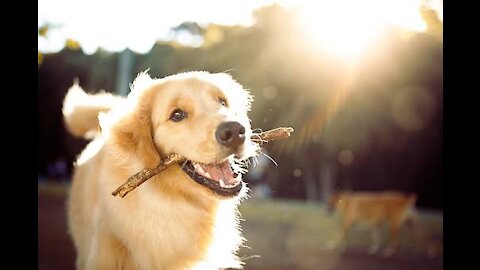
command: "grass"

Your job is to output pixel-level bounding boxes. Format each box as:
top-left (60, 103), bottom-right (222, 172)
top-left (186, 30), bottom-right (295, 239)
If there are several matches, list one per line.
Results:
top-left (38, 181), bottom-right (443, 270)
top-left (238, 198), bottom-right (442, 269)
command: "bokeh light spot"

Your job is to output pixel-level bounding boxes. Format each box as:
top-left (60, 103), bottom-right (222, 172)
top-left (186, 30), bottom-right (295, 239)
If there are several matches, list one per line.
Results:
top-left (293, 168), bottom-right (302, 177)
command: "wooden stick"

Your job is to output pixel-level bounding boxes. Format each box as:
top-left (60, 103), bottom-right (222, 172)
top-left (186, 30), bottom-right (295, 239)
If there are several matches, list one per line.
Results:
top-left (111, 154), bottom-right (184, 198)
top-left (251, 127), bottom-right (294, 144)
top-left (111, 127), bottom-right (294, 198)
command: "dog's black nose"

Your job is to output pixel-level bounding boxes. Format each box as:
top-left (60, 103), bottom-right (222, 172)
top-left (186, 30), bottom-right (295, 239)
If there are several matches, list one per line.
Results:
top-left (216, 122), bottom-right (246, 148)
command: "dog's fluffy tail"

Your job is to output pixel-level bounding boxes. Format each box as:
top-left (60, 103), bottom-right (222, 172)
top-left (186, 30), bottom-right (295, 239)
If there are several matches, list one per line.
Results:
top-left (62, 81), bottom-right (125, 139)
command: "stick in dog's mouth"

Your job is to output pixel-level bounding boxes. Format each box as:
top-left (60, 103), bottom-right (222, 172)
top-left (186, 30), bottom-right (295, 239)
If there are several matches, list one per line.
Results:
top-left (111, 127), bottom-right (294, 198)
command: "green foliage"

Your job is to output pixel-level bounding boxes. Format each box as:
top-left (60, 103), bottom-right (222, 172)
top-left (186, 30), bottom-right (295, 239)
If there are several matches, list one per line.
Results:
top-left (38, 25), bottom-right (49, 37)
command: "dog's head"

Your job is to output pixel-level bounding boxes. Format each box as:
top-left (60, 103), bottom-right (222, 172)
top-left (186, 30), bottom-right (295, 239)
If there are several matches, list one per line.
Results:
top-left (101, 71), bottom-right (259, 198)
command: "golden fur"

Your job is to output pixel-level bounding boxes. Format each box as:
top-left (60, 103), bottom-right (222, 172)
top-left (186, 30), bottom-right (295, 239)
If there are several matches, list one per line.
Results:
top-left (63, 71), bottom-right (258, 270)
top-left (329, 191), bottom-right (417, 254)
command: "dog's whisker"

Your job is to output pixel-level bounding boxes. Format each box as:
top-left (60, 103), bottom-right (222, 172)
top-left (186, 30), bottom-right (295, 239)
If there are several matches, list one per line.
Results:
top-left (250, 133), bottom-right (268, 145)
top-left (262, 152), bottom-right (278, 166)
top-left (253, 156), bottom-right (259, 167)
top-left (222, 68), bottom-right (236, 74)
top-left (231, 157), bottom-right (249, 175)
top-left (240, 254), bottom-right (261, 262)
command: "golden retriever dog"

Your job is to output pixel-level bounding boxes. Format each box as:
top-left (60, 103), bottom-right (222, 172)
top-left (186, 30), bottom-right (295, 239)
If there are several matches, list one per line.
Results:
top-left (62, 71), bottom-right (260, 270)
top-left (328, 191), bottom-right (417, 255)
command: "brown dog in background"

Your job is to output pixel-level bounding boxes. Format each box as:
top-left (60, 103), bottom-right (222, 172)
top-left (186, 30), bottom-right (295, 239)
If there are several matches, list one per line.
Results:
top-left (329, 191), bottom-right (417, 255)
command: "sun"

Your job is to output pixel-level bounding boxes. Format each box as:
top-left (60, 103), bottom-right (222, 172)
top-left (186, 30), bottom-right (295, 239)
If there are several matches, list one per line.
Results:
top-left (296, 0), bottom-right (429, 62)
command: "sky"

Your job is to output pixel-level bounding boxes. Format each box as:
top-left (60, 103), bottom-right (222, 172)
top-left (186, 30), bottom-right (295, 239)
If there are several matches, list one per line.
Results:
top-left (38, 0), bottom-right (442, 55)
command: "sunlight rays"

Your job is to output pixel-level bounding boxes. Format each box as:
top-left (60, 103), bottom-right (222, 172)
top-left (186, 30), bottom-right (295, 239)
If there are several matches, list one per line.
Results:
top-left (296, 0), bottom-right (430, 62)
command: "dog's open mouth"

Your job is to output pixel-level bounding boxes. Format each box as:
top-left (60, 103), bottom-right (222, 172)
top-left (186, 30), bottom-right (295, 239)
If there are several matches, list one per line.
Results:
top-left (181, 160), bottom-right (243, 197)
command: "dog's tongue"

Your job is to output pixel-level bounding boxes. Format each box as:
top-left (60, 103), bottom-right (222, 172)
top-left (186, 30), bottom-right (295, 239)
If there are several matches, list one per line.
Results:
top-left (201, 161), bottom-right (236, 185)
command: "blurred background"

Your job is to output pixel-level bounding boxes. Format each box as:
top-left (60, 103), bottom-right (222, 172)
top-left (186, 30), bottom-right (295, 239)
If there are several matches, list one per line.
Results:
top-left (38, 0), bottom-right (443, 269)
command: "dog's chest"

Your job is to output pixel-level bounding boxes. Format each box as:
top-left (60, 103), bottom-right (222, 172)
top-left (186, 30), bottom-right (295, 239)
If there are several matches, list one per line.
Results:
top-left (120, 196), bottom-right (243, 269)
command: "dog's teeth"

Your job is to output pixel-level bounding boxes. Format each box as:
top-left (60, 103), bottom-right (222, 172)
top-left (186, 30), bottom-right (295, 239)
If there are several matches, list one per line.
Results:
top-left (235, 174), bottom-right (242, 181)
top-left (197, 166), bottom-right (206, 175)
top-left (219, 179), bottom-right (226, 188)
top-left (204, 172), bottom-right (211, 178)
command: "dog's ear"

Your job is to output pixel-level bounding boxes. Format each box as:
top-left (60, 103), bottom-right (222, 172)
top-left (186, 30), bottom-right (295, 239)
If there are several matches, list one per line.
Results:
top-left (110, 111), bottom-right (160, 168)
top-left (107, 100), bottom-right (160, 168)
top-left (104, 75), bottom-right (162, 168)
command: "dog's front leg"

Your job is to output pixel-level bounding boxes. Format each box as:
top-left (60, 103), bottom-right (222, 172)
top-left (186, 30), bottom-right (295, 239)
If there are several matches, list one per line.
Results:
top-left (368, 225), bottom-right (381, 254)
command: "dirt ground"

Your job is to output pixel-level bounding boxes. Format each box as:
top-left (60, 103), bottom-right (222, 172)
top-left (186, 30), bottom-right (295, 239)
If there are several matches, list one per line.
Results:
top-left (38, 183), bottom-right (442, 270)
top-left (38, 192), bottom-right (76, 270)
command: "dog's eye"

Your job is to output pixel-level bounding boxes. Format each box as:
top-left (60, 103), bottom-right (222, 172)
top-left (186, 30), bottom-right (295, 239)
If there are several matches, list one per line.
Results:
top-left (219, 98), bottom-right (227, 107)
top-left (170, 109), bottom-right (186, 122)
